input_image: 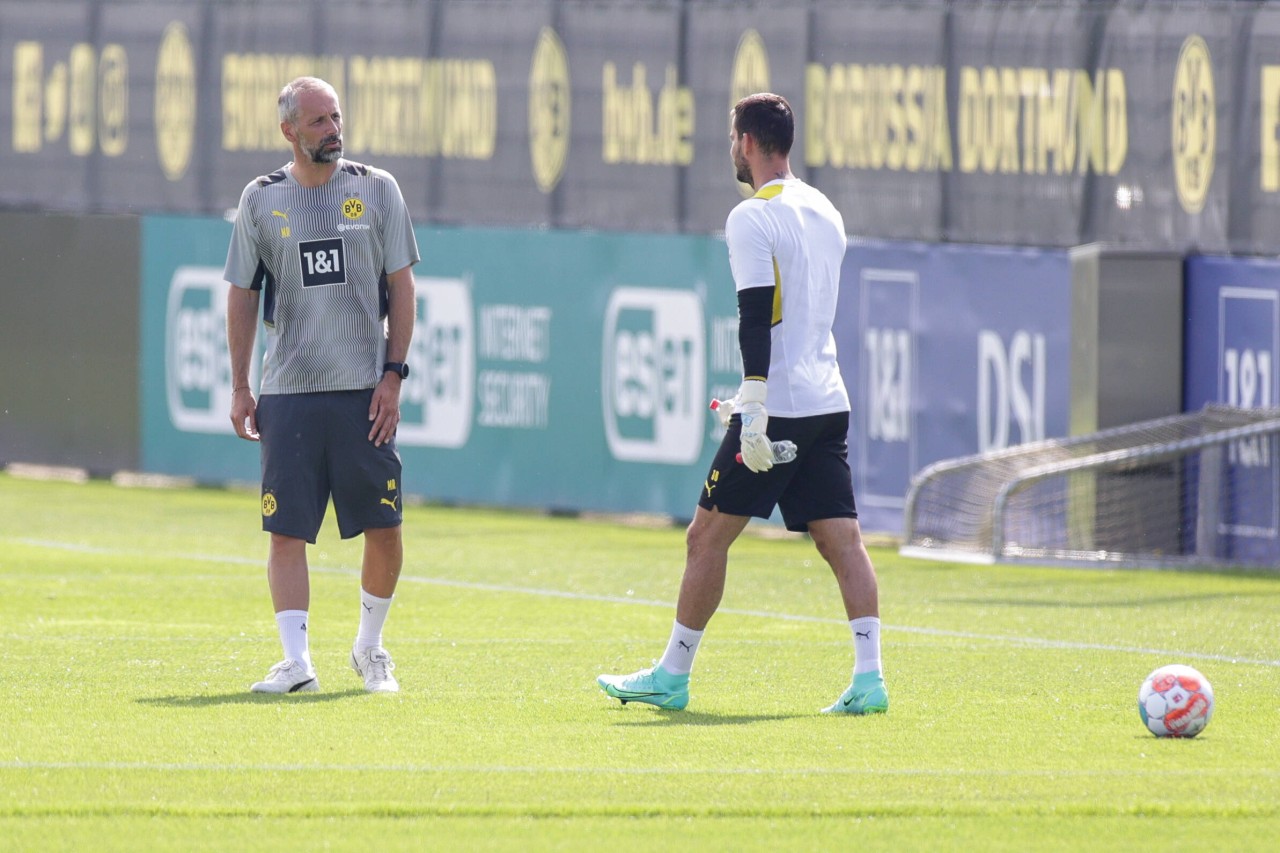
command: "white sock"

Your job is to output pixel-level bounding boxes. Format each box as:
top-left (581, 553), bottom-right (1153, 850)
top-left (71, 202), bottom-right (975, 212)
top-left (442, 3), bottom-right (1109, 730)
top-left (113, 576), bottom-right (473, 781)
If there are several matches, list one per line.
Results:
top-left (850, 616), bottom-right (882, 676)
top-left (657, 620), bottom-right (704, 676)
top-left (276, 609), bottom-right (312, 670)
top-left (355, 589), bottom-right (394, 653)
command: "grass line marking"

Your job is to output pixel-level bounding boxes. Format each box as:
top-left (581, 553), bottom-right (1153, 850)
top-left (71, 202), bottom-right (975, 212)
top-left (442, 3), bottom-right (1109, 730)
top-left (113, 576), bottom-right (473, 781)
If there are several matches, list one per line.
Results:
top-left (4, 760), bottom-right (1279, 777)
top-left (3, 802), bottom-right (1276, 820)
top-left (10, 536), bottom-right (1280, 668)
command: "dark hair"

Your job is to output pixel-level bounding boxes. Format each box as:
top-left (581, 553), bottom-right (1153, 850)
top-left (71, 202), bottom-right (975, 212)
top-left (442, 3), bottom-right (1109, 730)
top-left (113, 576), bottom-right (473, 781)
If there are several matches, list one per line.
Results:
top-left (732, 93), bottom-right (793, 156)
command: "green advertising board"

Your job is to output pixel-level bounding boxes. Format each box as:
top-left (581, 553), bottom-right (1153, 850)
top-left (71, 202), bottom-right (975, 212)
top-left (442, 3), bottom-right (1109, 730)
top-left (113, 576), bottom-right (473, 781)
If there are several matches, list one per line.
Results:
top-left (140, 215), bottom-right (744, 517)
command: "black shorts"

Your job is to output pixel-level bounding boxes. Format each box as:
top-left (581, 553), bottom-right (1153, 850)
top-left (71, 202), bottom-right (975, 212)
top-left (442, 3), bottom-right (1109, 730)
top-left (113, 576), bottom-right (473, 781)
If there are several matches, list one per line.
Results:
top-left (257, 390), bottom-right (404, 542)
top-left (697, 411), bottom-right (857, 533)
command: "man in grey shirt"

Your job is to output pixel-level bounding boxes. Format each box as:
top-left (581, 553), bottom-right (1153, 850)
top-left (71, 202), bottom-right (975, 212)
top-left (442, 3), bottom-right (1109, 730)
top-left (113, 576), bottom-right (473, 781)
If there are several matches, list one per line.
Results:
top-left (225, 76), bottom-right (419, 695)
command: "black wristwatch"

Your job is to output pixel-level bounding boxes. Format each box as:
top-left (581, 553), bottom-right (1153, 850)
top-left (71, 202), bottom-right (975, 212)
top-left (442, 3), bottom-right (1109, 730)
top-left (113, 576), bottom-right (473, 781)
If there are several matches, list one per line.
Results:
top-left (382, 361), bottom-right (409, 379)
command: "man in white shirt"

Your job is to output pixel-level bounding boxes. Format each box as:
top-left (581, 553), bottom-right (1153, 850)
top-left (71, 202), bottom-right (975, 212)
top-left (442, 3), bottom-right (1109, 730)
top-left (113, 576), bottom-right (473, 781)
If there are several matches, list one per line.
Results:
top-left (597, 93), bottom-right (887, 715)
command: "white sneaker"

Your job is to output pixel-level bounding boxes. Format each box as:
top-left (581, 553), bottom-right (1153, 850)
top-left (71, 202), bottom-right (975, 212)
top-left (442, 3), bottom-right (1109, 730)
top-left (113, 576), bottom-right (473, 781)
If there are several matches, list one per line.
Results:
top-left (351, 646), bottom-right (399, 693)
top-left (250, 659), bottom-right (319, 694)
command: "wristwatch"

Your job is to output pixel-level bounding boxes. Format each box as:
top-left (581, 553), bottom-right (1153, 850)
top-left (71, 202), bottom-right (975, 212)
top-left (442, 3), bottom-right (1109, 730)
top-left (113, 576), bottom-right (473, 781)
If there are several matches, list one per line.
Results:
top-left (382, 361), bottom-right (410, 379)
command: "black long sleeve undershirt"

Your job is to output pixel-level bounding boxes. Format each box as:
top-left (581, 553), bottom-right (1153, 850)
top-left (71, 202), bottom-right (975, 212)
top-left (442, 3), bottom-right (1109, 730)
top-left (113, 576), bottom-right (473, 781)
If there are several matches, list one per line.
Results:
top-left (737, 285), bottom-right (774, 381)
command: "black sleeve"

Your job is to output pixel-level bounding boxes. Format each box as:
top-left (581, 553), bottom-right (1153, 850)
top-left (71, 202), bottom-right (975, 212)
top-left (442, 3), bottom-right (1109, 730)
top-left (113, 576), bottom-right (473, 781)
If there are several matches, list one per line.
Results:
top-left (737, 285), bottom-right (774, 381)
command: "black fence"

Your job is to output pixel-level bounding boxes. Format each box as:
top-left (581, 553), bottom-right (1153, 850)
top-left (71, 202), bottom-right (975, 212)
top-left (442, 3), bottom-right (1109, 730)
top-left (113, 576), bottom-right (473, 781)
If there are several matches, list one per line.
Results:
top-left (2, 0), bottom-right (1279, 251)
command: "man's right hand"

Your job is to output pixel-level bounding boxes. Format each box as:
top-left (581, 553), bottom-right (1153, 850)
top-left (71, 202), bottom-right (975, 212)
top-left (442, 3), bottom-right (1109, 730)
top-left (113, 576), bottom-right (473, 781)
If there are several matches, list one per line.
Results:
top-left (230, 386), bottom-right (260, 441)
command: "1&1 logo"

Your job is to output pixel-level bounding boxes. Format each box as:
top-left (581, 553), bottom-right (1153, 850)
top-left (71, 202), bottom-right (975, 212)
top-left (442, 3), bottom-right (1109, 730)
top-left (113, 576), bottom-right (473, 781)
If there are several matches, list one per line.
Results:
top-left (165, 266), bottom-right (259, 433)
top-left (602, 287), bottom-right (706, 464)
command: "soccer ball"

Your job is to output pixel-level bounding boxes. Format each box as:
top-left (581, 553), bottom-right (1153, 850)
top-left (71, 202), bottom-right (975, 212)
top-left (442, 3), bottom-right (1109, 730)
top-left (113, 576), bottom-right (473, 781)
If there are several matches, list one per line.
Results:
top-left (1138, 664), bottom-right (1214, 738)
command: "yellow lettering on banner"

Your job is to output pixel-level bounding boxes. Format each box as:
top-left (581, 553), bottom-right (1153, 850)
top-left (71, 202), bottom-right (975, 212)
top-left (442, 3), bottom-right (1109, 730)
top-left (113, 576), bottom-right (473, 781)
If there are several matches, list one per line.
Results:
top-left (958, 64), bottom-right (1126, 176)
top-left (11, 39), bottom-right (130, 157)
top-left (1049, 68), bottom-right (1076, 174)
top-left (863, 65), bottom-right (885, 169)
top-left (1037, 69), bottom-right (1061, 174)
top-left (221, 53), bottom-right (494, 160)
top-left (902, 65), bottom-right (923, 171)
top-left (602, 61), bottom-right (693, 166)
top-left (957, 66), bottom-right (979, 172)
top-left (803, 58), bottom-right (1126, 178)
top-left (68, 43), bottom-right (96, 156)
top-left (221, 54), bottom-right (345, 152)
top-left (1105, 69), bottom-right (1127, 175)
top-left (999, 67), bottom-right (1019, 174)
top-left (805, 61), bottom-right (950, 172)
top-left (1019, 67), bottom-right (1040, 174)
top-left (1262, 66), bottom-right (1280, 192)
top-left (884, 65), bottom-right (905, 170)
top-left (829, 63), bottom-right (851, 167)
top-left (10, 39), bottom-right (132, 156)
top-left (930, 69), bottom-right (953, 171)
top-left (12, 41), bottom-right (42, 152)
top-left (98, 44), bottom-right (128, 157)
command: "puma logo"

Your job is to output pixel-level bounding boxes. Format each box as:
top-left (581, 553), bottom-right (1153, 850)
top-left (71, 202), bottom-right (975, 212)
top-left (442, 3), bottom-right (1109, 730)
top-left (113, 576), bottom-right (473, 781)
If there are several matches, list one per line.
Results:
top-left (271, 209), bottom-right (291, 237)
top-left (380, 496), bottom-right (399, 510)
top-left (678, 641), bottom-right (693, 651)
top-left (703, 481), bottom-right (716, 498)
top-left (855, 631), bottom-right (871, 640)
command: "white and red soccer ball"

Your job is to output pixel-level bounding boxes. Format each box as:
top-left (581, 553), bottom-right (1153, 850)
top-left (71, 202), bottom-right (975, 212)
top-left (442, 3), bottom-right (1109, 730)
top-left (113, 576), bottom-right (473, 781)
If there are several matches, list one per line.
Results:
top-left (1138, 664), bottom-right (1214, 738)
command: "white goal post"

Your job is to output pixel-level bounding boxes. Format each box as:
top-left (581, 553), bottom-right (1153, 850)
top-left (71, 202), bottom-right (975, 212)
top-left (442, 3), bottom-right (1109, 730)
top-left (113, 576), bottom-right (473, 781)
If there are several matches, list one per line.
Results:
top-left (901, 406), bottom-right (1280, 568)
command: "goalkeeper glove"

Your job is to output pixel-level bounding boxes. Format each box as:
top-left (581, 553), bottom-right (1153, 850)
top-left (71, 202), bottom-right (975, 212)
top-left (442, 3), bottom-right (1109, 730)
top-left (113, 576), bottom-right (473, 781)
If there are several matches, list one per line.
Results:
top-left (736, 379), bottom-right (773, 473)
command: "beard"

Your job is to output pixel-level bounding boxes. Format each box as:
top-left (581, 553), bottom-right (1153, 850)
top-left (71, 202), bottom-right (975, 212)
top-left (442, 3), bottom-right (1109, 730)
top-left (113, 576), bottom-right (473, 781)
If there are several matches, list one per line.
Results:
top-left (734, 156), bottom-right (752, 187)
top-left (305, 135), bottom-right (343, 164)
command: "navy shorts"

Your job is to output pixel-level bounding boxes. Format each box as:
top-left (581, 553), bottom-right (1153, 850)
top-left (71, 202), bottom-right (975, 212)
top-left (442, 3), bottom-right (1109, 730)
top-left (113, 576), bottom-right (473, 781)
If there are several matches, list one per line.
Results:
top-left (257, 390), bottom-right (404, 542)
top-left (697, 411), bottom-right (857, 533)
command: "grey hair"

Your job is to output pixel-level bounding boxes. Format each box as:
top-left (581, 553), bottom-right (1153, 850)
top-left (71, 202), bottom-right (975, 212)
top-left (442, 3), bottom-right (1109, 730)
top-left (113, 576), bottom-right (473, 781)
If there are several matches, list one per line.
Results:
top-left (278, 77), bottom-right (337, 125)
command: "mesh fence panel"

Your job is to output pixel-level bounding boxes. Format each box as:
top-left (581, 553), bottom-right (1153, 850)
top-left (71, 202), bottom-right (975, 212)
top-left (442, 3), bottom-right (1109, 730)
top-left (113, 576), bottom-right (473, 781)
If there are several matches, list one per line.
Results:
top-left (903, 406), bottom-right (1280, 567)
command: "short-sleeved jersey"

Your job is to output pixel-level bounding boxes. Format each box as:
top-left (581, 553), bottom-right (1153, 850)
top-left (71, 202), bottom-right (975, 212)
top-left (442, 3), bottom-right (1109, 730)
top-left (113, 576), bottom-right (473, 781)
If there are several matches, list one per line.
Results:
top-left (724, 178), bottom-right (850, 418)
top-left (224, 159), bottom-right (420, 395)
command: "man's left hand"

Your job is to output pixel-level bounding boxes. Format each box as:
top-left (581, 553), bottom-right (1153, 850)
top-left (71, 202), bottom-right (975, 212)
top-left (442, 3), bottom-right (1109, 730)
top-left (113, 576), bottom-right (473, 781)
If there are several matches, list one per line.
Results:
top-left (737, 379), bottom-right (773, 473)
top-left (368, 374), bottom-right (402, 447)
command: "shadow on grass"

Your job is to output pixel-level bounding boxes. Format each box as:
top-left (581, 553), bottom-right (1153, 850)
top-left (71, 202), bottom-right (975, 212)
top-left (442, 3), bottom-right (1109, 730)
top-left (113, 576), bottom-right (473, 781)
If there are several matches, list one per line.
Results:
top-left (137, 688), bottom-right (366, 707)
top-left (939, 589), bottom-right (1280, 609)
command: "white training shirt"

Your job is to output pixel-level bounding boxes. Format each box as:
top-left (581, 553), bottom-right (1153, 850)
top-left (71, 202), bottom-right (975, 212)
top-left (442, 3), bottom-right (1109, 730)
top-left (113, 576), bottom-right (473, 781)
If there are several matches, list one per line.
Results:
top-left (224, 159), bottom-right (420, 395)
top-left (724, 178), bottom-right (851, 418)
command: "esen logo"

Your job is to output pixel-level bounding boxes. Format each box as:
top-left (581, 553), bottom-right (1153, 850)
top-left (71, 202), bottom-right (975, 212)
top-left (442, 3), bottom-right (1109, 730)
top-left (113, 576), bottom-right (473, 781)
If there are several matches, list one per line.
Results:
top-left (166, 266), bottom-right (258, 433)
top-left (397, 277), bottom-right (475, 449)
top-left (602, 287), bottom-right (705, 464)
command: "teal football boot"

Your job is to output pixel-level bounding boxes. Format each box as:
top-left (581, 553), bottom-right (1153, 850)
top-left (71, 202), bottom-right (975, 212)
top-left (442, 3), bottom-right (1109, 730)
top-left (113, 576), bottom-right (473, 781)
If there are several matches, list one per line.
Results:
top-left (822, 670), bottom-right (888, 715)
top-left (597, 664), bottom-right (689, 710)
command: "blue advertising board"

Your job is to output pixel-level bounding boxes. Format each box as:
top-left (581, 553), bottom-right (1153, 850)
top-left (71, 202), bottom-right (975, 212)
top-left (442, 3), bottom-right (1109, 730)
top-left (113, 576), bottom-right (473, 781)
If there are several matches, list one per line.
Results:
top-left (141, 216), bottom-right (1075, 534)
top-left (1184, 255), bottom-right (1280, 563)
top-left (835, 241), bottom-right (1073, 533)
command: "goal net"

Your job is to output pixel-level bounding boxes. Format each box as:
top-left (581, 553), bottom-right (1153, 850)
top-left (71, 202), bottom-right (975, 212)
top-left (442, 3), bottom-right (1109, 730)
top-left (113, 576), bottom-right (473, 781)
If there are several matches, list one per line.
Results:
top-left (902, 405), bottom-right (1280, 568)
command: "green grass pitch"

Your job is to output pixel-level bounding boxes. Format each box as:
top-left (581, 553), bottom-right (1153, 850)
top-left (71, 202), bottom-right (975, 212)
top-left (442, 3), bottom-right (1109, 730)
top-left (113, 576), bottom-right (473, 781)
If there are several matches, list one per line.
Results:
top-left (2, 471), bottom-right (1279, 851)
